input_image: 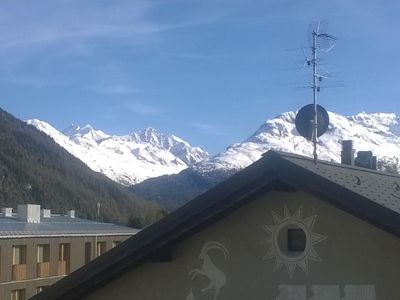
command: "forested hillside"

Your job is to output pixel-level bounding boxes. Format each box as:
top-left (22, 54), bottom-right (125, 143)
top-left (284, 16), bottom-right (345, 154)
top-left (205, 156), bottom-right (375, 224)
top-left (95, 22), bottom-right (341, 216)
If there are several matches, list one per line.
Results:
top-left (0, 108), bottom-right (164, 227)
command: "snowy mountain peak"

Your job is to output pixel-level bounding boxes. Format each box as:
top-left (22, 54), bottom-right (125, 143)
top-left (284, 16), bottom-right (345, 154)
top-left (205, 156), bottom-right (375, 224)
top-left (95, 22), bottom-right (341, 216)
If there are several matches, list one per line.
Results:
top-left (27, 119), bottom-right (209, 185)
top-left (170, 134), bottom-right (186, 144)
top-left (247, 111), bottom-right (297, 143)
top-left (115, 127), bottom-right (209, 166)
top-left (27, 119), bottom-right (60, 134)
top-left (196, 110), bottom-right (400, 174)
top-left (62, 124), bottom-right (110, 142)
top-left (62, 124), bottom-right (80, 135)
top-left (131, 127), bottom-right (170, 148)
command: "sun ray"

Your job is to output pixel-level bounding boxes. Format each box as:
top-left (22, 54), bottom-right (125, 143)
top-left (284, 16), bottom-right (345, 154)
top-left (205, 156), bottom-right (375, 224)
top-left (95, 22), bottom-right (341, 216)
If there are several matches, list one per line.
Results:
top-left (261, 237), bottom-right (272, 245)
top-left (272, 211), bottom-right (282, 224)
top-left (262, 225), bottom-right (275, 234)
top-left (311, 232), bottom-right (326, 245)
top-left (283, 205), bottom-right (291, 219)
top-left (303, 215), bottom-right (317, 230)
top-left (297, 259), bottom-right (308, 275)
top-left (308, 247), bottom-right (322, 262)
top-left (286, 263), bottom-right (296, 279)
top-left (292, 206), bottom-right (303, 219)
top-left (262, 246), bottom-right (275, 260)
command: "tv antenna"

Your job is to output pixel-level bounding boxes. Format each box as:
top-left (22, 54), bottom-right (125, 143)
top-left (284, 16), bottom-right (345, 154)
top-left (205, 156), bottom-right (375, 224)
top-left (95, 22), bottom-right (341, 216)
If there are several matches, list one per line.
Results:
top-left (295, 21), bottom-right (337, 164)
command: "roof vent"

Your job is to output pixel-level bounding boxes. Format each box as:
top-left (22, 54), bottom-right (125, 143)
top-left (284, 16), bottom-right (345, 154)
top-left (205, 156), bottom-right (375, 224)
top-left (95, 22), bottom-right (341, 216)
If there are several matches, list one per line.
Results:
top-left (341, 140), bottom-right (355, 166)
top-left (2, 207), bottom-right (12, 217)
top-left (17, 204), bottom-right (41, 223)
top-left (67, 210), bottom-right (75, 218)
top-left (355, 151), bottom-right (377, 170)
top-left (41, 209), bottom-right (51, 218)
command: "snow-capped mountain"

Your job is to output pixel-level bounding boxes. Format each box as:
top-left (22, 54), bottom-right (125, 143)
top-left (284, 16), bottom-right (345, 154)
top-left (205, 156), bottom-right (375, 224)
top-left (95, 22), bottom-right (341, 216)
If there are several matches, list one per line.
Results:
top-left (26, 120), bottom-right (209, 185)
top-left (28, 110), bottom-right (400, 208)
top-left (197, 111), bottom-right (400, 174)
top-left (132, 111), bottom-right (400, 210)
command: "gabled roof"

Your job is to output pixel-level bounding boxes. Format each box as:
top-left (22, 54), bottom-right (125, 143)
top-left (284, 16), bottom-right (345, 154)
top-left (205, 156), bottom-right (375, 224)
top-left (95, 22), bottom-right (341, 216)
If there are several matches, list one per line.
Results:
top-left (32, 150), bottom-right (400, 300)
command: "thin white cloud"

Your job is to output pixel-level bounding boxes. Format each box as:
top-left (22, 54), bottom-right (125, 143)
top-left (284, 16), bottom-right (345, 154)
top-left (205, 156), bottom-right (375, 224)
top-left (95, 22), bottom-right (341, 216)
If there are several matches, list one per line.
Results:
top-left (163, 52), bottom-right (209, 60)
top-left (124, 101), bottom-right (165, 116)
top-left (6, 76), bottom-right (66, 89)
top-left (0, 1), bottom-right (157, 51)
top-left (89, 83), bottom-right (139, 95)
top-left (189, 122), bottom-right (230, 136)
top-left (0, 1), bottom-right (226, 52)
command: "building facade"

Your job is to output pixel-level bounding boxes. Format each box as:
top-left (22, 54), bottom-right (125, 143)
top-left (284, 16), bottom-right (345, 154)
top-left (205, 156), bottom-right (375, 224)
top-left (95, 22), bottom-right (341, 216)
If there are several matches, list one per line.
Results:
top-left (0, 204), bottom-right (136, 299)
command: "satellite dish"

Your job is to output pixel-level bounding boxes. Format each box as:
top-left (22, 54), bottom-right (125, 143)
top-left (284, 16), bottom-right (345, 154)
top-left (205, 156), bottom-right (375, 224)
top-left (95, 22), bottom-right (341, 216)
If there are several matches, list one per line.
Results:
top-left (295, 104), bottom-right (329, 140)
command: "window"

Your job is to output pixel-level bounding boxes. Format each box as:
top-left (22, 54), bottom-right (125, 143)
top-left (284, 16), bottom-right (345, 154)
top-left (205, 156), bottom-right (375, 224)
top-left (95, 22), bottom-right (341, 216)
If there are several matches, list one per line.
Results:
top-left (112, 241), bottom-right (121, 248)
top-left (59, 243), bottom-right (70, 262)
top-left (11, 289), bottom-right (26, 300)
top-left (37, 244), bottom-right (50, 263)
top-left (37, 244), bottom-right (50, 278)
top-left (84, 242), bottom-right (91, 264)
top-left (12, 245), bottom-right (27, 281)
top-left (96, 241), bottom-right (107, 257)
top-left (12, 245), bottom-right (26, 265)
top-left (58, 243), bottom-right (70, 275)
top-left (287, 228), bottom-right (306, 252)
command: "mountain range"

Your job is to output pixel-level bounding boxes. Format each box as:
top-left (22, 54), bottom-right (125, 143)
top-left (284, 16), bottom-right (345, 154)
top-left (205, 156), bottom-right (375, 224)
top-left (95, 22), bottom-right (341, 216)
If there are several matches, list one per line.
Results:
top-left (0, 108), bottom-right (163, 226)
top-left (28, 111), bottom-right (400, 209)
top-left (27, 120), bottom-right (209, 186)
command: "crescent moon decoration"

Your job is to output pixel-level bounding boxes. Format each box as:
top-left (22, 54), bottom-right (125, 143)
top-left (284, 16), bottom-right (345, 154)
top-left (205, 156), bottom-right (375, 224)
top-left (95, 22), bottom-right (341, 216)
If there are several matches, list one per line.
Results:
top-left (262, 205), bottom-right (326, 279)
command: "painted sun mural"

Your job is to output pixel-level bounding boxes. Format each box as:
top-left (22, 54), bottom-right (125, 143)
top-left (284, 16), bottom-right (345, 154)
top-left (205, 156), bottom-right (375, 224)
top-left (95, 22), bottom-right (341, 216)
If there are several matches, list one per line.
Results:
top-left (262, 205), bottom-right (326, 278)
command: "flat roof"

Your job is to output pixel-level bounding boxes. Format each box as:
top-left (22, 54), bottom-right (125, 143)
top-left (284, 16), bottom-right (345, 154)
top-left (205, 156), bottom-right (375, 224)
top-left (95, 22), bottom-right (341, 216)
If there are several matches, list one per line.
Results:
top-left (0, 214), bottom-right (138, 238)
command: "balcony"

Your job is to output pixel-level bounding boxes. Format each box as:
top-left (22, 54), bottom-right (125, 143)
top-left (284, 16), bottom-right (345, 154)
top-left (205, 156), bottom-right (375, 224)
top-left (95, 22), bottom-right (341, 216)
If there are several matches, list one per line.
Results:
top-left (12, 264), bottom-right (27, 281)
top-left (58, 260), bottom-right (69, 275)
top-left (37, 262), bottom-right (50, 278)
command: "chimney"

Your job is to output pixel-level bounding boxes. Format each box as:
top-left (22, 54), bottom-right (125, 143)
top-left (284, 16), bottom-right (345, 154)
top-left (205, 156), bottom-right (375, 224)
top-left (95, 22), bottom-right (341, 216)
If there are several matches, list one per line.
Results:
top-left (17, 204), bottom-right (41, 223)
top-left (67, 210), bottom-right (75, 218)
top-left (2, 207), bottom-right (12, 217)
top-left (41, 209), bottom-right (51, 218)
top-left (341, 140), bottom-right (355, 166)
top-left (355, 151), bottom-right (377, 170)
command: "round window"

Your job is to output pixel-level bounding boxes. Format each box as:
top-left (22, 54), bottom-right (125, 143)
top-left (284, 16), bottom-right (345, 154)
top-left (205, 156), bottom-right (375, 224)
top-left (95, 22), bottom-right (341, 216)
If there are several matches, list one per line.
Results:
top-left (273, 219), bottom-right (311, 262)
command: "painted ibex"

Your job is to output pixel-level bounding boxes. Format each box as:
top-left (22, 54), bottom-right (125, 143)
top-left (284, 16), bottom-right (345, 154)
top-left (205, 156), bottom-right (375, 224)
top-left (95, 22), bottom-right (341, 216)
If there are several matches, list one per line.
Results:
top-left (188, 241), bottom-right (229, 300)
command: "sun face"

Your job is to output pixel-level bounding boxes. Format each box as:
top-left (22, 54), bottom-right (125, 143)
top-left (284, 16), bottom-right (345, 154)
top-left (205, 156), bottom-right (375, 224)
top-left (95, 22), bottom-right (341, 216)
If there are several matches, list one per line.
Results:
top-left (262, 205), bottom-right (326, 278)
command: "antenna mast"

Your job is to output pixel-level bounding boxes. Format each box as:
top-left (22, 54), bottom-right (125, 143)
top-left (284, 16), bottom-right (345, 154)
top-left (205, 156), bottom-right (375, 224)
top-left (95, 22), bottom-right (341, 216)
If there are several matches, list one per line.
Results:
top-left (308, 21), bottom-right (336, 164)
top-left (295, 21), bottom-right (336, 164)
top-left (312, 30), bottom-right (318, 164)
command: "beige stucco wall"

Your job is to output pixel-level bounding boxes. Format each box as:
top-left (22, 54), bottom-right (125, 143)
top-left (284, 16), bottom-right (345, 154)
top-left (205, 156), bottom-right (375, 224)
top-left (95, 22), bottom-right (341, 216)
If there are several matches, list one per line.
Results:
top-left (85, 190), bottom-right (400, 300)
top-left (0, 234), bottom-right (132, 299)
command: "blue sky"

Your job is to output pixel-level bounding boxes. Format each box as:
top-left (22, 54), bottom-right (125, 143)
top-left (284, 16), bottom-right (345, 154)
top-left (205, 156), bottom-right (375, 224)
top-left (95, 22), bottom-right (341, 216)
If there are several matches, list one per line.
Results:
top-left (0, 0), bottom-right (399, 154)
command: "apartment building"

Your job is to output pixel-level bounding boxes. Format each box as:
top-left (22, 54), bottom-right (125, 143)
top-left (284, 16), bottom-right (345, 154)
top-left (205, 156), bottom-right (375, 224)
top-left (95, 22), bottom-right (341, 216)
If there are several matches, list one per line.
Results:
top-left (0, 204), bottom-right (137, 300)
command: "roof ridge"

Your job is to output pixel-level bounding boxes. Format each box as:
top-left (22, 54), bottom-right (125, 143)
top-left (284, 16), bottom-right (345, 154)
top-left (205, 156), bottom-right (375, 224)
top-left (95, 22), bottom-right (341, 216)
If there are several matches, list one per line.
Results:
top-left (266, 150), bottom-right (400, 179)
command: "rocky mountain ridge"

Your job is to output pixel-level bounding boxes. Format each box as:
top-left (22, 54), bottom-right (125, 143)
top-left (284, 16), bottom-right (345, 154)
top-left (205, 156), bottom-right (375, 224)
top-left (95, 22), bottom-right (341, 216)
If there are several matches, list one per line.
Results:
top-left (27, 120), bottom-right (209, 186)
